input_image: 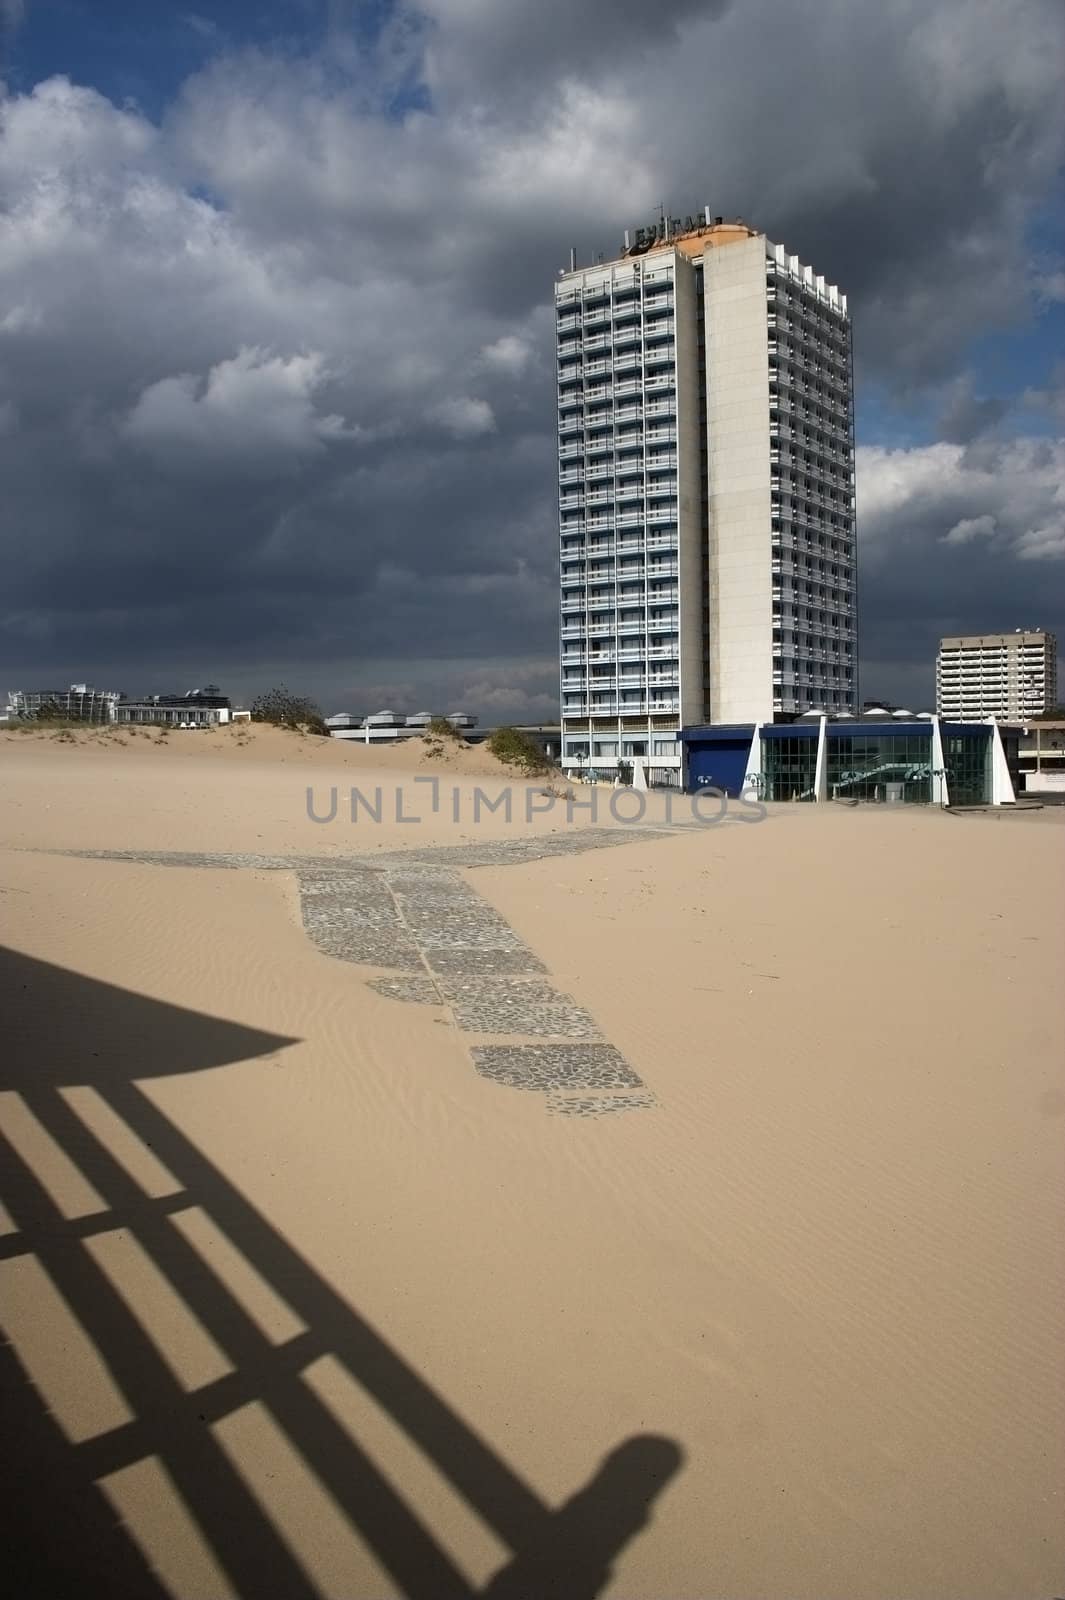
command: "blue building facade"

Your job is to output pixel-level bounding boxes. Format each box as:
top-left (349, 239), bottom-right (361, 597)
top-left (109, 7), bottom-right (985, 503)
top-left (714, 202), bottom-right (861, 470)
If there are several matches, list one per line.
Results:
top-left (676, 717), bottom-right (1016, 805)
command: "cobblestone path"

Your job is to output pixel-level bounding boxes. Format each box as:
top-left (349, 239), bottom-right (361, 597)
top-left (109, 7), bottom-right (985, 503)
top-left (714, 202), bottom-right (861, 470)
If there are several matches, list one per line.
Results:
top-left (58, 832), bottom-right (672, 1115)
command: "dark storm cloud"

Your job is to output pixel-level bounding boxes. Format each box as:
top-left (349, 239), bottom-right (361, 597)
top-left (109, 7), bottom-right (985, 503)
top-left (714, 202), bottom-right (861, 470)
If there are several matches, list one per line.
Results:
top-left (1, 0), bottom-right (1063, 715)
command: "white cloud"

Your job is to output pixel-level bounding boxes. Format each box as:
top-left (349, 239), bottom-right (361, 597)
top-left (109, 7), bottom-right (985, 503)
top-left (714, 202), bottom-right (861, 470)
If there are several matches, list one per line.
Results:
top-left (479, 335), bottom-right (533, 377)
top-left (1035, 269), bottom-right (1065, 305)
top-left (124, 348), bottom-right (359, 462)
top-left (428, 396), bottom-right (496, 438)
top-left (858, 437), bottom-right (1065, 565)
top-left (943, 513), bottom-right (997, 546)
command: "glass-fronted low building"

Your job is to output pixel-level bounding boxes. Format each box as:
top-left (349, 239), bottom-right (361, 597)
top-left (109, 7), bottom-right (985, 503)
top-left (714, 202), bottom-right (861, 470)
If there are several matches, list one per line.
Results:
top-left (676, 716), bottom-right (1017, 805)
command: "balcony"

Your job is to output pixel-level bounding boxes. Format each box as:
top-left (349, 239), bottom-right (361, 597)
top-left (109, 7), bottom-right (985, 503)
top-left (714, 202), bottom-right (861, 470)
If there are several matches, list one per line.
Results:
top-left (644, 344), bottom-right (677, 371)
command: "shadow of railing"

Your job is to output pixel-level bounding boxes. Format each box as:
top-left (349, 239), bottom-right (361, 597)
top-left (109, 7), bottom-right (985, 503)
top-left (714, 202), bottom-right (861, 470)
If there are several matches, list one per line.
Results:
top-left (0, 947), bottom-right (682, 1598)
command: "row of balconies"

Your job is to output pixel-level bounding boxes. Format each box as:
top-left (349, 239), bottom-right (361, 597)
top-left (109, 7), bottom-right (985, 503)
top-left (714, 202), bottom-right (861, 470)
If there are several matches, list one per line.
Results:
top-left (766, 284), bottom-right (851, 348)
top-left (558, 294), bottom-right (675, 336)
top-left (769, 409), bottom-right (853, 457)
top-left (570, 316), bottom-right (676, 352)
top-left (767, 302), bottom-right (850, 348)
top-left (767, 327), bottom-right (850, 387)
top-left (561, 621), bottom-right (679, 641)
top-left (562, 505), bottom-right (679, 532)
top-left (770, 416), bottom-right (853, 464)
top-left (559, 480), bottom-right (679, 510)
top-left (772, 502), bottom-right (854, 533)
top-left (562, 529), bottom-right (679, 549)
top-left (769, 373), bottom-right (851, 426)
top-left (769, 366), bottom-right (851, 412)
top-left (771, 476), bottom-right (853, 508)
top-left (770, 432), bottom-right (854, 471)
top-left (565, 608), bottom-right (680, 627)
top-left (560, 564), bottom-right (680, 584)
top-left (772, 526), bottom-right (855, 557)
top-left (563, 704), bottom-right (681, 717)
top-left (773, 588), bottom-right (855, 612)
top-left (558, 452), bottom-right (680, 486)
top-left (579, 346), bottom-right (678, 382)
top-left (558, 398), bottom-right (677, 430)
top-left (563, 641), bottom-right (679, 660)
top-left (562, 587), bottom-right (680, 612)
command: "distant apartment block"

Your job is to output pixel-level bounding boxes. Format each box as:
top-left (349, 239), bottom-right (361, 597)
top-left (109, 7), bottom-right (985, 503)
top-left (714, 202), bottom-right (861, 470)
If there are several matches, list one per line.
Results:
top-left (5, 683), bottom-right (237, 727)
top-left (556, 210), bottom-right (856, 774)
top-left (6, 683), bottom-right (122, 723)
top-left (936, 631), bottom-right (1058, 722)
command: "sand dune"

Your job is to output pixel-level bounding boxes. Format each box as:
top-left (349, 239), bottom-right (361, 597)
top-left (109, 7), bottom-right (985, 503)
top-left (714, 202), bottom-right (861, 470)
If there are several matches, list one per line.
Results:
top-left (1, 737), bottom-right (1062, 1598)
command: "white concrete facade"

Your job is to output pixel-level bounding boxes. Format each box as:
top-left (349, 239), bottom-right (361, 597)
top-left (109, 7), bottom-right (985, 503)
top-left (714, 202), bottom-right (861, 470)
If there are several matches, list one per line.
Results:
top-left (705, 238), bottom-right (775, 724)
top-left (937, 631), bottom-right (1058, 722)
top-left (556, 218), bottom-right (856, 774)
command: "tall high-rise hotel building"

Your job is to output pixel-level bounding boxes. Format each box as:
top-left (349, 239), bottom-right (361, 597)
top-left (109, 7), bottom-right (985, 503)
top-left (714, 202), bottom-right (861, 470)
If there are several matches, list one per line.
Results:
top-left (556, 214), bottom-right (857, 773)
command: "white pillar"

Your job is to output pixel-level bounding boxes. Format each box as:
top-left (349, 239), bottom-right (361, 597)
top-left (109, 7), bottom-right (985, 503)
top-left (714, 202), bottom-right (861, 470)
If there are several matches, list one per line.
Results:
top-left (814, 715), bottom-right (828, 801)
top-left (988, 720), bottom-right (1016, 804)
top-left (930, 716), bottom-right (949, 806)
top-left (743, 723), bottom-right (763, 796)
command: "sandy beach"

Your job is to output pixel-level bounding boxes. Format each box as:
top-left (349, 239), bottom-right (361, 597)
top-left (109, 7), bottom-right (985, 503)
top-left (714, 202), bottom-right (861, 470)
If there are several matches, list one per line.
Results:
top-left (2, 726), bottom-right (1063, 1599)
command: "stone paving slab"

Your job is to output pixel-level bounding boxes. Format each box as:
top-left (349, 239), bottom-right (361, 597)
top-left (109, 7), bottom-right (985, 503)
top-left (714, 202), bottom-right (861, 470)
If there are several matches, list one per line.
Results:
top-left (298, 893), bottom-right (401, 929)
top-left (546, 1092), bottom-right (657, 1117)
top-left (444, 998), bottom-right (598, 1036)
top-left (435, 976), bottom-right (563, 1004)
top-left (424, 947), bottom-right (547, 976)
top-left (470, 1044), bottom-right (643, 1093)
top-left (302, 923), bottom-right (422, 970)
top-left (368, 976), bottom-right (442, 1005)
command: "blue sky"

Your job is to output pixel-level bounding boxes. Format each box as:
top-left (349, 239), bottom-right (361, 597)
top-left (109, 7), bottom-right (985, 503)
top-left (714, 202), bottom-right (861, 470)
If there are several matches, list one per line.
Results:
top-left (1, 0), bottom-right (1062, 713)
